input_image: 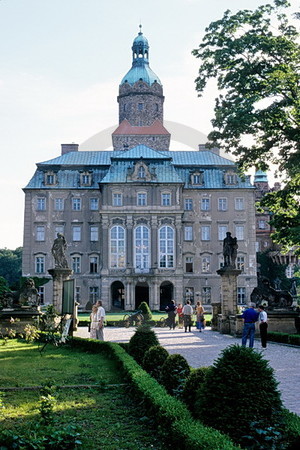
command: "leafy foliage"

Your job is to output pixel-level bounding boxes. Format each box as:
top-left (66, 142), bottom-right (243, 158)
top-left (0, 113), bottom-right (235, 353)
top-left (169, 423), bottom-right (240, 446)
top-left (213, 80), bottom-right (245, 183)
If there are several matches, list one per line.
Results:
top-left (160, 353), bottom-right (191, 397)
top-left (142, 345), bottom-right (169, 380)
top-left (0, 247), bottom-right (22, 289)
top-left (181, 367), bottom-right (211, 416)
top-left (195, 344), bottom-right (283, 444)
top-left (193, 0), bottom-right (300, 250)
top-left (137, 301), bottom-right (152, 320)
top-left (128, 323), bottom-right (159, 364)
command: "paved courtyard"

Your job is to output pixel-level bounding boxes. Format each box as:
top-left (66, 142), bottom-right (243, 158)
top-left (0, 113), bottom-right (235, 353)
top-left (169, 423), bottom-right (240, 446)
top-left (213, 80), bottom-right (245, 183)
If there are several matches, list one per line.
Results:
top-left (75, 326), bottom-right (300, 416)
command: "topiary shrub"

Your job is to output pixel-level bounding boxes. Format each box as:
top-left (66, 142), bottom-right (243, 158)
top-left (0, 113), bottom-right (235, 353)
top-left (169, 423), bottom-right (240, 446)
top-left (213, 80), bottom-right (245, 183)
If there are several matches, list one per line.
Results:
top-left (142, 345), bottom-right (169, 381)
top-left (160, 354), bottom-right (190, 397)
top-left (195, 344), bottom-right (283, 445)
top-left (137, 301), bottom-right (152, 321)
top-left (128, 323), bottom-right (159, 364)
top-left (181, 367), bottom-right (211, 416)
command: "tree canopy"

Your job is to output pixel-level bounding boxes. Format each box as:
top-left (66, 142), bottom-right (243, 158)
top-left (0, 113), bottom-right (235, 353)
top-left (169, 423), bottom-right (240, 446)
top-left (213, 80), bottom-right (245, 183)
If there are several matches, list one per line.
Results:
top-left (0, 247), bottom-right (22, 289)
top-left (193, 0), bottom-right (300, 251)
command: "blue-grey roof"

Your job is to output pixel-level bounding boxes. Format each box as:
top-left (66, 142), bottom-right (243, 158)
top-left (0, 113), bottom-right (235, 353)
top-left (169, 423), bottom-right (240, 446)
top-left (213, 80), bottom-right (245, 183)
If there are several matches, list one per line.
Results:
top-left (113, 145), bottom-right (170, 160)
top-left (121, 63), bottom-right (161, 86)
top-left (38, 151), bottom-right (111, 166)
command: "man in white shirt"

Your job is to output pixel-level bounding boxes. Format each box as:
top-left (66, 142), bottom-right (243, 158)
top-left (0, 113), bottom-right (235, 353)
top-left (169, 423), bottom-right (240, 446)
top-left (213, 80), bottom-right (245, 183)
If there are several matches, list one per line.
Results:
top-left (95, 300), bottom-right (105, 341)
top-left (183, 300), bottom-right (193, 332)
top-left (258, 305), bottom-right (268, 349)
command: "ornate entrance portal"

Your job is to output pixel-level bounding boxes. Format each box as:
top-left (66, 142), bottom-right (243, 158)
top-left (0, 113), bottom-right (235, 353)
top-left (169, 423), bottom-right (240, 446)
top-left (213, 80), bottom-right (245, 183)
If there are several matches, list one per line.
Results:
top-left (135, 282), bottom-right (149, 309)
top-left (160, 281), bottom-right (173, 311)
top-left (111, 281), bottom-right (125, 310)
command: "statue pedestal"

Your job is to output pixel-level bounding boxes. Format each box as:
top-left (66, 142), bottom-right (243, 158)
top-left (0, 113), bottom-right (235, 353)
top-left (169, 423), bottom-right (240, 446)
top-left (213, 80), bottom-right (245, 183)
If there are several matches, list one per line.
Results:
top-left (217, 267), bottom-right (242, 334)
top-left (48, 268), bottom-right (73, 314)
top-left (0, 307), bottom-right (42, 335)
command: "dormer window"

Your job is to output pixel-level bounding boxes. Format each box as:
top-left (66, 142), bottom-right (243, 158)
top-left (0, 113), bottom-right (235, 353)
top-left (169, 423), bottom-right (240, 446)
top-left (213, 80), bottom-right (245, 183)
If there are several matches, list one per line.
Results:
top-left (192, 172), bottom-right (203, 185)
top-left (225, 171), bottom-right (237, 185)
top-left (138, 165), bottom-right (146, 179)
top-left (45, 172), bottom-right (56, 185)
top-left (80, 172), bottom-right (92, 186)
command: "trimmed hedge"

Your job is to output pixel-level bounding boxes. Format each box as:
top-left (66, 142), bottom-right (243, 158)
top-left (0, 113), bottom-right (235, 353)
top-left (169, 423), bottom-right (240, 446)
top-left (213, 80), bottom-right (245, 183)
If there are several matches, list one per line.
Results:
top-left (67, 337), bottom-right (237, 449)
top-left (267, 331), bottom-right (300, 346)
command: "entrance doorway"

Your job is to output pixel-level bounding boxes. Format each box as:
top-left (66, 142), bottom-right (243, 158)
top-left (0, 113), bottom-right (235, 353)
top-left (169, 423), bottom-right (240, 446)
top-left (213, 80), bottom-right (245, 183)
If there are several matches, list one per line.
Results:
top-left (160, 281), bottom-right (174, 311)
top-left (135, 282), bottom-right (149, 310)
top-left (111, 281), bottom-right (125, 310)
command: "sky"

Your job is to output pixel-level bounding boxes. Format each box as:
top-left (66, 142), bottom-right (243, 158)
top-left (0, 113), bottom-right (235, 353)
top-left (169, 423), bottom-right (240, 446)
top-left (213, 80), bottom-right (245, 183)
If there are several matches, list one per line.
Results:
top-left (0, 0), bottom-right (296, 249)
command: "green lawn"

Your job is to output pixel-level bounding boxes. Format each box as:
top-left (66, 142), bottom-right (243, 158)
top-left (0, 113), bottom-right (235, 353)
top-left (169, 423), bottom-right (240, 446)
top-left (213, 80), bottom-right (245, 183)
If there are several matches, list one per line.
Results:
top-left (0, 340), bottom-right (164, 449)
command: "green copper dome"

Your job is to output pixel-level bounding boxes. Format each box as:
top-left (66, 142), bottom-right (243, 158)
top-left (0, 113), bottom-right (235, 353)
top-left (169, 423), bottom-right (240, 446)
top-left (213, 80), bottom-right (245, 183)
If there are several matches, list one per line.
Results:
top-left (121, 27), bottom-right (161, 86)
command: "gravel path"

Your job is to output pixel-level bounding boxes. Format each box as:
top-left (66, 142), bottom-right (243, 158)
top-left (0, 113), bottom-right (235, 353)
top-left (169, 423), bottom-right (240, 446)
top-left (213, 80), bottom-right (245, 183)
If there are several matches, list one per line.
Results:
top-left (75, 326), bottom-right (300, 416)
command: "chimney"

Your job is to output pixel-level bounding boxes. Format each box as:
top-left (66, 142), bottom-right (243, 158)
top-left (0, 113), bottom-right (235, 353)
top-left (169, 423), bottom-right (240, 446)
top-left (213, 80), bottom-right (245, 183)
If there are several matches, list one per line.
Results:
top-left (61, 143), bottom-right (79, 155)
top-left (198, 144), bottom-right (220, 155)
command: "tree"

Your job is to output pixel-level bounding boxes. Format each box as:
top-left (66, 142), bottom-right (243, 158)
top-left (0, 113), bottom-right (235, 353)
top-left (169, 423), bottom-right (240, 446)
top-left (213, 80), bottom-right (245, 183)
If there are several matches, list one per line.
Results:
top-left (0, 248), bottom-right (22, 289)
top-left (193, 0), bottom-right (300, 251)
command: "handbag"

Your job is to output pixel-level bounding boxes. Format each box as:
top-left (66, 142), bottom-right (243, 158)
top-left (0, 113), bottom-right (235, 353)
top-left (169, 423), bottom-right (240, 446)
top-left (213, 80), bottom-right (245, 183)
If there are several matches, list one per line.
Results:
top-left (88, 322), bottom-right (91, 332)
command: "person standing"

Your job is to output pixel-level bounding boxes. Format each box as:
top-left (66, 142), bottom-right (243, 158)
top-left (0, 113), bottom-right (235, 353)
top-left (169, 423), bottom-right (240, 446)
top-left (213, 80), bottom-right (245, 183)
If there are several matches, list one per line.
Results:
top-left (195, 301), bottom-right (205, 332)
top-left (241, 303), bottom-right (259, 347)
top-left (183, 300), bottom-right (193, 332)
top-left (89, 304), bottom-right (98, 339)
top-left (177, 303), bottom-right (184, 329)
top-left (258, 305), bottom-right (268, 349)
top-left (165, 300), bottom-right (177, 330)
top-left (95, 300), bottom-right (105, 341)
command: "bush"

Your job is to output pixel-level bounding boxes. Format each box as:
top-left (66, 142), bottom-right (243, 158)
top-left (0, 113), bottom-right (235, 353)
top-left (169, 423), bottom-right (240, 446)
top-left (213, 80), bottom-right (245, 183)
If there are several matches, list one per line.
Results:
top-left (181, 367), bottom-right (211, 416)
top-left (195, 344), bottom-right (283, 445)
top-left (128, 324), bottom-right (159, 364)
top-left (160, 354), bottom-right (190, 397)
top-left (137, 301), bottom-right (152, 321)
top-left (142, 345), bottom-right (169, 380)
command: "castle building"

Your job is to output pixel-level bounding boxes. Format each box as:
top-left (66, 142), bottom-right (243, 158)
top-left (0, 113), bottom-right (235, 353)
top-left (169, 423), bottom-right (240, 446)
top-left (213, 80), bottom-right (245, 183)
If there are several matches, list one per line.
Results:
top-left (22, 28), bottom-right (257, 311)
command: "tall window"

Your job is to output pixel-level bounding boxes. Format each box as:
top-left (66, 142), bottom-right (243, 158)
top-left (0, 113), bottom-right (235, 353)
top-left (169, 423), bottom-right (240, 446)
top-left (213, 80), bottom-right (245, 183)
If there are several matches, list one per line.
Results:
top-left (90, 226), bottom-right (99, 242)
top-left (137, 192), bottom-right (147, 206)
top-left (54, 198), bottom-right (64, 211)
top-left (89, 286), bottom-right (99, 303)
top-left (235, 197), bottom-right (244, 210)
top-left (184, 198), bottom-right (193, 210)
top-left (113, 193), bottom-right (122, 206)
top-left (36, 226), bottom-right (45, 241)
top-left (90, 198), bottom-right (99, 210)
top-left (218, 225), bottom-right (228, 241)
top-left (202, 287), bottom-right (211, 304)
top-left (135, 226), bottom-right (150, 270)
top-left (161, 193), bottom-right (171, 206)
top-left (201, 226), bottom-right (211, 241)
top-left (185, 256), bottom-right (193, 273)
top-left (36, 197), bottom-right (46, 211)
top-left (237, 287), bottom-right (246, 304)
top-left (192, 174), bottom-right (202, 184)
top-left (201, 256), bottom-right (210, 273)
top-left (75, 286), bottom-right (81, 303)
top-left (35, 255), bottom-right (45, 274)
top-left (110, 226), bottom-right (125, 268)
top-left (235, 225), bottom-right (244, 240)
top-left (46, 174), bottom-right (55, 185)
top-left (72, 198), bottom-right (81, 211)
top-left (219, 255), bottom-right (224, 269)
top-left (258, 220), bottom-right (266, 229)
top-left (159, 226), bottom-right (174, 268)
top-left (81, 174), bottom-right (90, 185)
top-left (184, 226), bottom-right (193, 241)
top-left (138, 103), bottom-right (144, 110)
top-left (72, 226), bottom-right (81, 241)
top-left (54, 225), bottom-right (64, 237)
top-left (201, 198), bottom-right (210, 211)
top-left (38, 286), bottom-right (45, 304)
top-left (218, 198), bottom-right (228, 211)
top-left (237, 255), bottom-right (245, 272)
top-left (90, 256), bottom-right (98, 273)
top-left (72, 256), bottom-right (81, 274)
top-left (185, 287), bottom-right (194, 303)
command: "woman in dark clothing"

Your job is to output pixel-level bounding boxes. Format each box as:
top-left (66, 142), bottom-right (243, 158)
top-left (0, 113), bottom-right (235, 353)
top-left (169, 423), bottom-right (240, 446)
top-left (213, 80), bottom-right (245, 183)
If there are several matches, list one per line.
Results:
top-left (165, 299), bottom-right (177, 330)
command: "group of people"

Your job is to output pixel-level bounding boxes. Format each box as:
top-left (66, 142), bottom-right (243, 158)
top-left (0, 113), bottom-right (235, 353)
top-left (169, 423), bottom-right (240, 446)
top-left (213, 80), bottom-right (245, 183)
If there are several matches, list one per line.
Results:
top-left (89, 300), bottom-right (106, 341)
top-left (241, 303), bottom-right (268, 349)
top-left (165, 300), bottom-right (206, 333)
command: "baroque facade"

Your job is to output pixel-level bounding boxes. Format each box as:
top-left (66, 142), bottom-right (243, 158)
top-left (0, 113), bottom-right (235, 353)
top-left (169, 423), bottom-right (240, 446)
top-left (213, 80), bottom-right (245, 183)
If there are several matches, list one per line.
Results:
top-left (22, 28), bottom-right (257, 311)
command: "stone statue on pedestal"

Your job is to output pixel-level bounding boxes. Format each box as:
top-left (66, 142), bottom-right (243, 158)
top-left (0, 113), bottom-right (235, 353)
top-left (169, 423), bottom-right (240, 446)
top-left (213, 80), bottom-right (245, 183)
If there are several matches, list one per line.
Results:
top-left (52, 233), bottom-right (69, 269)
top-left (223, 232), bottom-right (238, 269)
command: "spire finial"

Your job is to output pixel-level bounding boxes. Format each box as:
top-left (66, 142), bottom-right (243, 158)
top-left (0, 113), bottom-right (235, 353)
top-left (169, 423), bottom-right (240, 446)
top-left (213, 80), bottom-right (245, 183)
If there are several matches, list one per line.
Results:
top-left (139, 23), bottom-right (142, 35)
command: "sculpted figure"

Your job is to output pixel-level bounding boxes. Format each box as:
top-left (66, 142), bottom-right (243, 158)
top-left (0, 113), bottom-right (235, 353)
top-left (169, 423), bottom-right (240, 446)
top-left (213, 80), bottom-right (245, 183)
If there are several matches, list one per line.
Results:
top-left (19, 278), bottom-right (40, 307)
top-left (52, 233), bottom-right (69, 269)
top-left (223, 232), bottom-right (238, 268)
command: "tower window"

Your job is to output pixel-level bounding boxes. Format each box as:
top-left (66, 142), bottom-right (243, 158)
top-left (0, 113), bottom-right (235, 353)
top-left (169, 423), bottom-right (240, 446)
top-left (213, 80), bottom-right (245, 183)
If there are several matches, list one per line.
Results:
top-left (138, 103), bottom-right (144, 111)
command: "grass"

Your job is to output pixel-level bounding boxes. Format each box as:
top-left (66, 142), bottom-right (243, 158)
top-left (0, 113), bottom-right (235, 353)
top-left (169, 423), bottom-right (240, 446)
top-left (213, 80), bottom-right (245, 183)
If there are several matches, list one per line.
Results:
top-left (0, 339), bottom-right (164, 449)
top-left (78, 311), bottom-right (212, 323)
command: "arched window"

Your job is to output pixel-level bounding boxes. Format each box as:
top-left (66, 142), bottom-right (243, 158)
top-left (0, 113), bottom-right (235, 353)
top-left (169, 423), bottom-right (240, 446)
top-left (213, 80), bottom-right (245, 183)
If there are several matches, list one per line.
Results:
top-left (110, 226), bottom-right (126, 268)
top-left (134, 226), bottom-right (150, 271)
top-left (159, 226), bottom-right (174, 268)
